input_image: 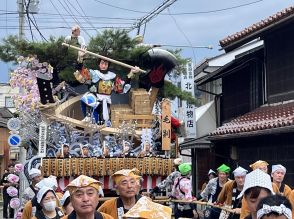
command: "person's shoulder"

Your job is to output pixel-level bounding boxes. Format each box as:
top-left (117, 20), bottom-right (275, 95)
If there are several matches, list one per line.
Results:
top-left (208, 177), bottom-right (218, 184)
top-left (1, 172), bottom-right (9, 178)
top-left (102, 198), bottom-right (117, 204)
top-left (180, 177), bottom-right (191, 183)
top-left (290, 189), bottom-right (294, 198)
top-left (224, 180), bottom-right (234, 187)
top-left (61, 215), bottom-right (68, 219)
top-left (284, 183), bottom-right (291, 190)
top-left (272, 182), bottom-right (279, 193)
top-left (64, 35), bottom-right (71, 41)
top-left (107, 71), bottom-right (117, 78)
top-left (173, 170), bottom-right (181, 176)
top-left (99, 198), bottom-right (117, 208)
top-left (101, 212), bottom-right (114, 219)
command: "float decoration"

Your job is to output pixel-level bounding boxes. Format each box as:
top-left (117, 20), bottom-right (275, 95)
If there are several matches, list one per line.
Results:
top-left (10, 33), bottom-right (184, 191)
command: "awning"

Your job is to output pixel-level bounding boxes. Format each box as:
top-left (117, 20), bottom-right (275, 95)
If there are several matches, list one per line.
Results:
top-left (180, 135), bottom-right (213, 150)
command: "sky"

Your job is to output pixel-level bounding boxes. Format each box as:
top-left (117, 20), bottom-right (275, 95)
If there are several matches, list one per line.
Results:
top-left (0, 0), bottom-right (293, 83)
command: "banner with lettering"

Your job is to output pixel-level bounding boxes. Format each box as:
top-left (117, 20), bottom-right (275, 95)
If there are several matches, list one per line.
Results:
top-left (161, 99), bottom-right (171, 150)
top-left (38, 122), bottom-right (47, 157)
top-left (181, 60), bottom-right (196, 138)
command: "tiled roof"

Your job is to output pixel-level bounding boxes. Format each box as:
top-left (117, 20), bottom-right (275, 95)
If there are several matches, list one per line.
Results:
top-left (0, 107), bottom-right (13, 118)
top-left (210, 101), bottom-right (294, 137)
top-left (220, 6), bottom-right (294, 48)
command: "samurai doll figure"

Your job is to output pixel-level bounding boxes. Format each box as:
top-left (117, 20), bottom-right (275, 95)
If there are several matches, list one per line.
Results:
top-left (75, 53), bottom-right (140, 125)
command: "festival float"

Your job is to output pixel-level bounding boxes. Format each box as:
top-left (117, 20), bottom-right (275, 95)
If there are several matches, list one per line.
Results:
top-left (9, 38), bottom-right (185, 194)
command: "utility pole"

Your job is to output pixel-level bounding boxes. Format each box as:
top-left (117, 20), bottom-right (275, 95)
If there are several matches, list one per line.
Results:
top-left (131, 0), bottom-right (178, 35)
top-left (17, 0), bottom-right (27, 208)
top-left (17, 0), bottom-right (25, 40)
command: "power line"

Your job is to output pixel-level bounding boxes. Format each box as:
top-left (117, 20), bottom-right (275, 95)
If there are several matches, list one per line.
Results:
top-left (91, 0), bottom-right (263, 15)
top-left (132, 0), bottom-right (178, 34)
top-left (27, 15), bottom-right (48, 41)
top-left (74, 0), bottom-right (101, 34)
top-left (5, 0), bottom-right (8, 35)
top-left (64, 0), bottom-right (96, 36)
top-left (92, 0), bottom-right (148, 13)
top-left (160, 44), bottom-right (213, 49)
top-left (24, 14), bottom-right (37, 41)
top-left (57, 0), bottom-right (92, 38)
top-left (22, 0), bottom-right (48, 41)
top-left (0, 26), bottom-right (132, 30)
top-left (167, 8), bottom-right (196, 64)
top-left (0, 18), bottom-right (134, 25)
top-left (0, 0), bottom-right (264, 17)
top-left (167, 0), bottom-right (264, 15)
top-left (49, 0), bottom-right (71, 28)
top-left (25, 0), bottom-right (35, 41)
top-left (0, 10), bottom-right (137, 20)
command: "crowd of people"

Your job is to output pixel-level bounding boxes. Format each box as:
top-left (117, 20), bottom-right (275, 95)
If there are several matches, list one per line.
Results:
top-left (1, 159), bottom-right (294, 219)
top-left (149, 159), bottom-right (294, 219)
top-left (1, 164), bottom-right (172, 219)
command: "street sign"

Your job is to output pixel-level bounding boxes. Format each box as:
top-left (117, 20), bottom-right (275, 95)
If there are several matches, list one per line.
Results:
top-left (8, 134), bottom-right (22, 147)
top-left (7, 118), bottom-right (21, 131)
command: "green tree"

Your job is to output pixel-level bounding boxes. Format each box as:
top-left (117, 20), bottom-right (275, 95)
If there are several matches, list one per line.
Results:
top-left (0, 35), bottom-right (77, 82)
top-left (0, 31), bottom-right (197, 104)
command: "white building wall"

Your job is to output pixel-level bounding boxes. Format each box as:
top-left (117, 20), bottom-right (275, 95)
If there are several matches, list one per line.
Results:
top-left (0, 83), bottom-right (19, 112)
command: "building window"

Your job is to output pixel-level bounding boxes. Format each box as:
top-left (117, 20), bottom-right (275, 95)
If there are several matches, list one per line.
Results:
top-left (5, 96), bottom-right (14, 108)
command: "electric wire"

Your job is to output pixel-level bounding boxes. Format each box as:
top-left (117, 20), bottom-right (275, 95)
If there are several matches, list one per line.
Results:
top-left (49, 0), bottom-right (71, 28)
top-left (167, 8), bottom-right (197, 64)
top-left (133, 0), bottom-right (178, 32)
top-left (27, 15), bottom-right (48, 41)
top-left (92, 0), bottom-right (147, 13)
top-left (24, 13), bottom-right (36, 41)
top-left (0, 17), bottom-right (133, 25)
top-left (0, 26), bottom-right (132, 30)
top-left (92, 0), bottom-right (264, 15)
top-left (65, 0), bottom-right (98, 34)
top-left (5, 0), bottom-right (8, 35)
top-left (0, 0), bottom-right (264, 17)
top-left (24, 0), bottom-right (35, 41)
top-left (57, 0), bottom-right (92, 38)
top-left (74, 0), bottom-right (101, 34)
top-left (0, 10), bottom-right (138, 20)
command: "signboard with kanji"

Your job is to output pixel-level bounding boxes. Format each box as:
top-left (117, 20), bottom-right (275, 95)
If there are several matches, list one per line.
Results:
top-left (180, 60), bottom-right (196, 138)
top-left (38, 122), bottom-right (47, 157)
top-left (161, 99), bottom-right (171, 150)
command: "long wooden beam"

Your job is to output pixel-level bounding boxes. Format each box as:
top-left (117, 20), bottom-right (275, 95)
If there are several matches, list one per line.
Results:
top-left (62, 43), bottom-right (146, 73)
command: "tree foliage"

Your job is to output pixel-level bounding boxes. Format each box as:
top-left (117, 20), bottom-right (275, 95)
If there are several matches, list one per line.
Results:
top-left (0, 30), bottom-right (197, 104)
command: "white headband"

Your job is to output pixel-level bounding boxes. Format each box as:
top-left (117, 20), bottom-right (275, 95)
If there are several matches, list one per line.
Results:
top-left (257, 204), bottom-right (292, 219)
top-left (271, 164), bottom-right (286, 174)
